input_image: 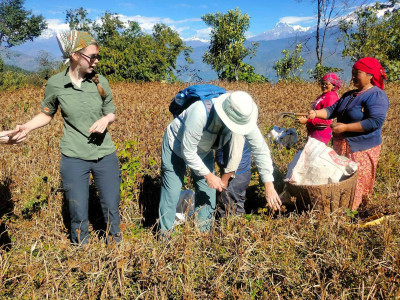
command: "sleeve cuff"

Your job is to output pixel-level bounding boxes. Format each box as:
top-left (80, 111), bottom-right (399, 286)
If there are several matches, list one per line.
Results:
top-left (195, 167), bottom-right (211, 177)
top-left (260, 173), bottom-right (274, 183)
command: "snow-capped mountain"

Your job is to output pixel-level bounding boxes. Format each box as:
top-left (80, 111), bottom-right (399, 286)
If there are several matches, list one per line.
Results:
top-left (4, 2), bottom-right (398, 79)
top-left (248, 22), bottom-right (314, 42)
top-left (183, 37), bottom-right (209, 48)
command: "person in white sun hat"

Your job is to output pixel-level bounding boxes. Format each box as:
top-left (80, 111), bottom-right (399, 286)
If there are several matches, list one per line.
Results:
top-left (159, 90), bottom-right (281, 235)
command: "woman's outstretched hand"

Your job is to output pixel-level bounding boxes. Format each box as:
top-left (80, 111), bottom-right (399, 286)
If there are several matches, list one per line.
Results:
top-left (8, 125), bottom-right (28, 144)
top-left (0, 130), bottom-right (20, 144)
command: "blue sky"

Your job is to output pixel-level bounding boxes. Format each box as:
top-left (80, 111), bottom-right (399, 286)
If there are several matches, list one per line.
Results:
top-left (25, 0), bottom-right (375, 41)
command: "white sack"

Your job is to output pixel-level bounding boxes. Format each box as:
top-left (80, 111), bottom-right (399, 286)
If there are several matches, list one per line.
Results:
top-left (285, 137), bottom-right (358, 185)
top-left (175, 189), bottom-right (195, 221)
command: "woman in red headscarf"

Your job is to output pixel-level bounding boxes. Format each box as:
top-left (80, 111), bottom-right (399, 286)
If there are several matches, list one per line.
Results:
top-left (298, 72), bottom-right (342, 144)
top-left (308, 57), bottom-right (390, 210)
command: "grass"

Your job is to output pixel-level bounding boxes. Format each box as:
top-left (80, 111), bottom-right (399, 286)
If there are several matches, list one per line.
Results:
top-left (0, 82), bottom-right (399, 299)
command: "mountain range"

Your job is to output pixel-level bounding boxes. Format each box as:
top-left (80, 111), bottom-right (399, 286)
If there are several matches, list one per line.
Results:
top-left (248, 22), bottom-right (313, 42)
top-left (180, 23), bottom-right (352, 82)
top-left (1, 21), bottom-right (351, 82)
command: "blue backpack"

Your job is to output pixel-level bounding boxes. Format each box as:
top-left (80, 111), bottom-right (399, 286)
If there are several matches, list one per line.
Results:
top-left (169, 84), bottom-right (226, 119)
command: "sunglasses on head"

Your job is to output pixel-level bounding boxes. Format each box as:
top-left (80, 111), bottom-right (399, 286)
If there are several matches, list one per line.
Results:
top-left (78, 52), bottom-right (102, 63)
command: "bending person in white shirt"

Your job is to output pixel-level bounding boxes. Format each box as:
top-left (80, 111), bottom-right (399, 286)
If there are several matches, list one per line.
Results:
top-left (159, 91), bottom-right (281, 234)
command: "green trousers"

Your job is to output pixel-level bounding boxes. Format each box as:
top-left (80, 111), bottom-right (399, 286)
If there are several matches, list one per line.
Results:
top-left (159, 131), bottom-right (216, 233)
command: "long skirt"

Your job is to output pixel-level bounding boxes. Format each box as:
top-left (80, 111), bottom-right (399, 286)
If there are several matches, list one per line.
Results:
top-left (333, 138), bottom-right (381, 210)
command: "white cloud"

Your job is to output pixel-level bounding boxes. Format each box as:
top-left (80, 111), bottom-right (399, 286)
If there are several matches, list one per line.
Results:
top-left (279, 16), bottom-right (315, 25)
top-left (172, 26), bottom-right (190, 35)
top-left (38, 14), bottom-right (205, 40)
top-left (245, 31), bottom-right (255, 39)
top-left (194, 27), bottom-right (212, 39)
top-left (117, 14), bottom-right (205, 39)
top-left (118, 15), bottom-right (160, 31)
top-left (171, 3), bottom-right (208, 9)
top-left (39, 19), bottom-right (69, 39)
top-left (184, 27), bottom-right (211, 42)
top-left (172, 18), bottom-right (202, 24)
top-left (118, 14), bottom-right (201, 31)
top-left (292, 25), bottom-right (311, 31)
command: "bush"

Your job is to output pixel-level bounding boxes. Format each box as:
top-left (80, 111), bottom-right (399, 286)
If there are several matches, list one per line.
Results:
top-left (0, 56), bottom-right (4, 72)
top-left (308, 63), bottom-right (343, 82)
top-left (222, 62), bottom-right (269, 83)
top-left (0, 71), bottom-right (29, 90)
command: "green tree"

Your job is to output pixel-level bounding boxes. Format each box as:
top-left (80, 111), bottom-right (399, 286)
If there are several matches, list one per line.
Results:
top-left (202, 8), bottom-right (261, 82)
top-left (97, 24), bottom-right (191, 82)
top-left (64, 9), bottom-right (192, 82)
top-left (0, 0), bottom-right (47, 48)
top-left (65, 7), bottom-right (92, 31)
top-left (296, 0), bottom-right (363, 81)
top-left (152, 24), bottom-right (192, 79)
top-left (273, 43), bottom-right (305, 82)
top-left (308, 63), bottom-right (342, 81)
top-left (222, 62), bottom-right (268, 83)
top-left (339, 2), bottom-right (400, 81)
top-left (0, 0), bottom-right (47, 88)
top-left (92, 12), bottom-right (124, 46)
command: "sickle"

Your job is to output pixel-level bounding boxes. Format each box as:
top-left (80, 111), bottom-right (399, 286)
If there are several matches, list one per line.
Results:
top-left (276, 112), bottom-right (308, 121)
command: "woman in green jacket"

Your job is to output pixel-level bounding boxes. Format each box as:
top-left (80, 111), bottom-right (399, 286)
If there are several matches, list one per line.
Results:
top-left (10, 31), bottom-right (121, 245)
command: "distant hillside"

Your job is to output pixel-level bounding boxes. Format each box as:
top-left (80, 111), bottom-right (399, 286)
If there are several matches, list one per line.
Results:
top-left (246, 28), bottom-right (352, 82)
top-left (1, 35), bottom-right (61, 72)
top-left (3, 27), bottom-right (353, 82)
top-left (177, 27), bottom-right (353, 83)
top-left (0, 47), bottom-right (39, 72)
top-left (11, 35), bottom-right (61, 58)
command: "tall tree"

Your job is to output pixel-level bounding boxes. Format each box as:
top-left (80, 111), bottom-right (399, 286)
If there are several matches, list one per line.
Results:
top-left (296, 0), bottom-right (365, 76)
top-left (340, 2), bottom-right (400, 81)
top-left (64, 8), bottom-right (192, 82)
top-left (0, 0), bottom-right (47, 48)
top-left (313, 0), bottom-right (366, 64)
top-left (97, 23), bottom-right (191, 82)
top-left (273, 43), bottom-right (305, 82)
top-left (65, 7), bottom-right (92, 32)
top-left (92, 12), bottom-right (124, 46)
top-left (202, 7), bottom-right (260, 82)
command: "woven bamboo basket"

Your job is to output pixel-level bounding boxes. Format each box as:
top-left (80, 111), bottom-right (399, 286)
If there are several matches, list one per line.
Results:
top-left (285, 170), bottom-right (358, 214)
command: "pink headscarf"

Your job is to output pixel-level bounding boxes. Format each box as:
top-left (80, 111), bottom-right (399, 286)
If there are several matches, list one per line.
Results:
top-left (322, 72), bottom-right (342, 91)
top-left (353, 57), bottom-right (387, 90)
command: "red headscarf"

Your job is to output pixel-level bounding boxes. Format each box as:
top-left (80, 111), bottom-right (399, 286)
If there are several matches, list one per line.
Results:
top-left (353, 57), bottom-right (387, 90)
top-left (322, 72), bottom-right (342, 91)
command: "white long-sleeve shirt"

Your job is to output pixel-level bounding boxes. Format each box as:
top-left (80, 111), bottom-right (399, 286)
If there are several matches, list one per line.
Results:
top-left (166, 100), bottom-right (275, 183)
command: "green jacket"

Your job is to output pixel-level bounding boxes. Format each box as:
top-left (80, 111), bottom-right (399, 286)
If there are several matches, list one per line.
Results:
top-left (41, 68), bottom-right (116, 160)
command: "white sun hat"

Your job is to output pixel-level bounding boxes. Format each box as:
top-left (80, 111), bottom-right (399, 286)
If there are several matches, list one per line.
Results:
top-left (214, 91), bottom-right (258, 135)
